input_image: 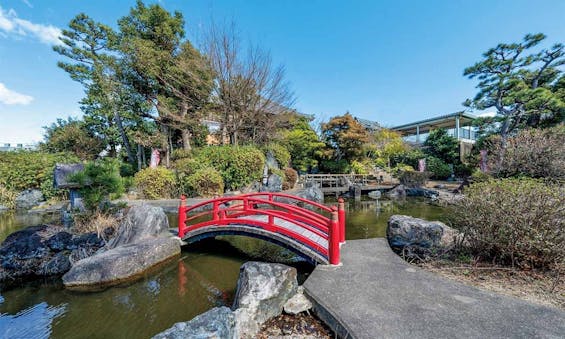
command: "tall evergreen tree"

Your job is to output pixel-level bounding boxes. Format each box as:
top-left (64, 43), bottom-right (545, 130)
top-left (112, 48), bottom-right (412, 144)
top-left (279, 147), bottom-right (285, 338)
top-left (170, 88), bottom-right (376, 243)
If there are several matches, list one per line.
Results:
top-left (464, 33), bottom-right (564, 163)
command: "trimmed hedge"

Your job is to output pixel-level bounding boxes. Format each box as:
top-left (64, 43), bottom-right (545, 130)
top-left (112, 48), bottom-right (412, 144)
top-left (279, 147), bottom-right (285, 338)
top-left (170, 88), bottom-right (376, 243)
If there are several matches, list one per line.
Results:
top-left (134, 167), bottom-right (176, 199)
top-left (426, 156), bottom-right (452, 179)
top-left (196, 146), bottom-right (265, 191)
top-left (186, 168), bottom-right (224, 197)
top-left (0, 151), bottom-right (79, 199)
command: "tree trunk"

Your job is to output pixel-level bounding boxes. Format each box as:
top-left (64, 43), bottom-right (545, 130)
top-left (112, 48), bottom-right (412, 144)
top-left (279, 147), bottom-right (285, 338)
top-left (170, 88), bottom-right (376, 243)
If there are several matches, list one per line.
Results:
top-left (160, 124), bottom-right (170, 167)
top-left (114, 111), bottom-right (135, 165)
top-left (497, 115), bottom-right (512, 170)
top-left (137, 144), bottom-right (143, 171)
top-left (179, 100), bottom-right (192, 151)
top-left (181, 129), bottom-right (192, 151)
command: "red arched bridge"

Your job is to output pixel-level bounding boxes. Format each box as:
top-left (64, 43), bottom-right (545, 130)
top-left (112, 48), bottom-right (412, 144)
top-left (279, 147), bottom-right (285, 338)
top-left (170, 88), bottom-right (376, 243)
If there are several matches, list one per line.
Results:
top-left (178, 193), bottom-right (345, 265)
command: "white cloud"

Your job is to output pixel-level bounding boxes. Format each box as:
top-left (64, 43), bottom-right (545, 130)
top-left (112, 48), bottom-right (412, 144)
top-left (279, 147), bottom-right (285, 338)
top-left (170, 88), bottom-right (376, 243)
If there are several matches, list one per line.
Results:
top-left (0, 82), bottom-right (34, 105)
top-left (0, 5), bottom-right (61, 45)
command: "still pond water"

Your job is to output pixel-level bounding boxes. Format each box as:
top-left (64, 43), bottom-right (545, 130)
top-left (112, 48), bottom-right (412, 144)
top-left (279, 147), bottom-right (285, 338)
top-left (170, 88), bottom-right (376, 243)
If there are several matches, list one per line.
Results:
top-left (0, 198), bottom-right (445, 338)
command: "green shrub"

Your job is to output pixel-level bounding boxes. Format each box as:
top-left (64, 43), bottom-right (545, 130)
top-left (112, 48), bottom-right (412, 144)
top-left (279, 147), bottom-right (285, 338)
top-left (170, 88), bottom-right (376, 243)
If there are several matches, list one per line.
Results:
top-left (186, 167), bottom-right (224, 197)
top-left (350, 160), bottom-right (369, 174)
top-left (319, 159), bottom-right (349, 174)
top-left (390, 149), bottom-right (426, 169)
top-left (174, 157), bottom-right (205, 177)
top-left (119, 162), bottom-right (136, 177)
top-left (398, 170), bottom-right (429, 188)
top-left (0, 151), bottom-right (79, 199)
top-left (470, 169), bottom-right (491, 183)
top-left (449, 178), bottom-right (564, 269)
top-left (171, 148), bottom-right (192, 160)
top-left (264, 143), bottom-right (291, 168)
top-left (0, 184), bottom-right (17, 209)
top-left (454, 162), bottom-right (473, 177)
top-left (196, 146), bottom-right (265, 190)
top-left (426, 156), bottom-right (452, 179)
top-left (134, 167), bottom-right (176, 199)
top-left (71, 159), bottom-right (125, 211)
top-left (122, 176), bottom-right (135, 192)
top-left (391, 164), bottom-right (414, 177)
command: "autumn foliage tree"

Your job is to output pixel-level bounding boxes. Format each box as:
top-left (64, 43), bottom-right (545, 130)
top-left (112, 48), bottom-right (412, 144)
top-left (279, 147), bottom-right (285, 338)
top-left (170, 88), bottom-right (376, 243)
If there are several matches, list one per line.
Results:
top-left (321, 113), bottom-right (370, 162)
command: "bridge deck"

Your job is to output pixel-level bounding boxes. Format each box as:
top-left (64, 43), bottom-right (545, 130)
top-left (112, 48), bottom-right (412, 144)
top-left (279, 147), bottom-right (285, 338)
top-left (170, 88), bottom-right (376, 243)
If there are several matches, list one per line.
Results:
top-left (243, 215), bottom-right (328, 248)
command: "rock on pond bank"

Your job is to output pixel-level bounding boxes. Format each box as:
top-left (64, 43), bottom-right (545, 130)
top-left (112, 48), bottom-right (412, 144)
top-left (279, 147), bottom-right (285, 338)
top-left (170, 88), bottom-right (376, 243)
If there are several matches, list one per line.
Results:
top-left (0, 224), bottom-right (105, 288)
top-left (63, 205), bottom-right (180, 290)
top-left (387, 214), bottom-right (459, 257)
top-left (154, 261), bottom-right (316, 339)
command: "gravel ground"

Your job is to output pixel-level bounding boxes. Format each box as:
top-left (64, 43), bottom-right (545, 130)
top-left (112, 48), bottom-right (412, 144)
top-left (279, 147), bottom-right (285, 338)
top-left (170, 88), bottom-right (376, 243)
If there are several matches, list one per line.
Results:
top-left (256, 313), bottom-right (332, 339)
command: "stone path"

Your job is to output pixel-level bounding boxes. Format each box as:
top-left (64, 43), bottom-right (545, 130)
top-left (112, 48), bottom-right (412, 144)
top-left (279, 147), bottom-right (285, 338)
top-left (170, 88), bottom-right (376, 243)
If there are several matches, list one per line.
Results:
top-left (303, 238), bottom-right (565, 339)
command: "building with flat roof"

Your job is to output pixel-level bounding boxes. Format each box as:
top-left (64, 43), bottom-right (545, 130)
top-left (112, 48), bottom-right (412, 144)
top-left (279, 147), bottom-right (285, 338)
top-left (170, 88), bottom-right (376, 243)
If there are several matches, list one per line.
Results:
top-left (391, 111), bottom-right (478, 161)
top-left (0, 143), bottom-right (37, 152)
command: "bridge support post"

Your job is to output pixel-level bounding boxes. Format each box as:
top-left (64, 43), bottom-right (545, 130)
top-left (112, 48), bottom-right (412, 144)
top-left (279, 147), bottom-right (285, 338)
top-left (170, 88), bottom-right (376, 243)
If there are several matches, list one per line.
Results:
top-left (338, 198), bottom-right (346, 244)
top-left (178, 195), bottom-right (187, 238)
top-left (329, 206), bottom-right (340, 265)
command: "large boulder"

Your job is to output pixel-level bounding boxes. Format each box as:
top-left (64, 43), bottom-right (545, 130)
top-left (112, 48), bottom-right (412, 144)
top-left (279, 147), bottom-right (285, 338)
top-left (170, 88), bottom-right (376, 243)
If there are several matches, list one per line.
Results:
top-left (233, 262), bottom-right (298, 338)
top-left (106, 204), bottom-right (169, 248)
top-left (264, 173), bottom-right (283, 192)
top-left (287, 182), bottom-right (324, 204)
top-left (265, 151), bottom-right (280, 170)
top-left (63, 236), bottom-right (180, 290)
top-left (15, 189), bottom-right (44, 210)
top-left (405, 187), bottom-right (439, 198)
top-left (387, 184), bottom-right (406, 198)
top-left (0, 225), bottom-right (104, 287)
top-left (387, 215), bottom-right (457, 255)
top-left (153, 307), bottom-right (236, 339)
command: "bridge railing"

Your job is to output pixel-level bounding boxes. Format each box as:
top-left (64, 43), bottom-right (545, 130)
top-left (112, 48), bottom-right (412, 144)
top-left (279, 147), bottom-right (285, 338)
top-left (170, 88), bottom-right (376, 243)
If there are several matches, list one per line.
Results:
top-left (177, 193), bottom-right (346, 265)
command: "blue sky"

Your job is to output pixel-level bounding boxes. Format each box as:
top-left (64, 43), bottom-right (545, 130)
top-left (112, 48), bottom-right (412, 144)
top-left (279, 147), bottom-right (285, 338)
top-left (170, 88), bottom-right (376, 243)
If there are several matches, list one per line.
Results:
top-left (1, 0), bottom-right (564, 143)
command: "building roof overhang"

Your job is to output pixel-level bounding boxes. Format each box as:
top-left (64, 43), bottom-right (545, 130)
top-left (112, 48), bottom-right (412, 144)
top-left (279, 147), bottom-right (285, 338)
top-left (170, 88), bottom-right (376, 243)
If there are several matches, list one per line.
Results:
top-left (391, 111), bottom-right (477, 135)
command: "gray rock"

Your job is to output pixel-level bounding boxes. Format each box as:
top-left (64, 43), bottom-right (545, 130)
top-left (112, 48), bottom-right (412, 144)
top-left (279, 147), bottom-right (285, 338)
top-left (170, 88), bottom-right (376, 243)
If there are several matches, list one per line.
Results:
top-left (265, 173), bottom-right (283, 192)
top-left (265, 151), bottom-right (280, 170)
top-left (283, 286), bottom-right (312, 315)
top-left (0, 205), bottom-right (8, 213)
top-left (153, 306), bottom-right (235, 339)
top-left (15, 189), bottom-right (44, 210)
top-left (387, 184), bottom-right (406, 198)
top-left (0, 225), bottom-right (104, 286)
top-left (106, 205), bottom-right (169, 249)
top-left (38, 251), bottom-right (71, 275)
top-left (287, 182), bottom-right (324, 204)
top-left (233, 262), bottom-right (298, 338)
top-left (63, 236), bottom-right (180, 290)
top-left (405, 187), bottom-right (439, 198)
top-left (387, 215), bottom-right (457, 254)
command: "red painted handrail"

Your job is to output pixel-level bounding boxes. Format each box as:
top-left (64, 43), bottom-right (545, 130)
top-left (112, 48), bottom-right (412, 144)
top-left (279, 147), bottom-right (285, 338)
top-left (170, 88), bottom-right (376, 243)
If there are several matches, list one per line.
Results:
top-left (178, 193), bottom-right (345, 265)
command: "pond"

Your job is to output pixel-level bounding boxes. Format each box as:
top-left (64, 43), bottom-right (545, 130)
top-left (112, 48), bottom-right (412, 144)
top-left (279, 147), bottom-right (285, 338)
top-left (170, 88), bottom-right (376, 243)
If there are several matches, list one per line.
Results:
top-left (0, 197), bottom-right (445, 338)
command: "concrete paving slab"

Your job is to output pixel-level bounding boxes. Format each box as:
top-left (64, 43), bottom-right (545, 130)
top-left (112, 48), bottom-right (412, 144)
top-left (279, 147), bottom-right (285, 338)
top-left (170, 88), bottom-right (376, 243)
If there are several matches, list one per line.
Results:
top-left (303, 238), bottom-right (565, 339)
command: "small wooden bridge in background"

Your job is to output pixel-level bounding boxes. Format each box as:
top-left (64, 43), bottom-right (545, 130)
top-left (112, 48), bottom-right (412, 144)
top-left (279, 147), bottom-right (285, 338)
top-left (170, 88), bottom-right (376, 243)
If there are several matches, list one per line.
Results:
top-left (300, 174), bottom-right (395, 196)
